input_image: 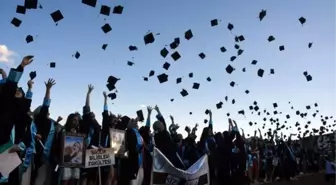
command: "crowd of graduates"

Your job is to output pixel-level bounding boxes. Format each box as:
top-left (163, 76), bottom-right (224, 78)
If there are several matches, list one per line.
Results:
top-left (0, 56), bottom-right (334, 185)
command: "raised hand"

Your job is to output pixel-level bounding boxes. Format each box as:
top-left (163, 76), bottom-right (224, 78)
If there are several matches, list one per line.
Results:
top-left (57, 116), bottom-right (63, 123)
top-left (27, 80), bottom-right (34, 89)
top-left (154, 105), bottom-right (160, 112)
top-left (21, 55), bottom-right (34, 67)
top-left (88, 84), bottom-right (94, 94)
top-left (45, 78), bottom-right (56, 89)
top-left (147, 106), bottom-right (153, 113)
top-left (169, 115), bottom-right (174, 121)
top-left (103, 91), bottom-right (107, 99)
top-left (208, 109), bottom-right (212, 116)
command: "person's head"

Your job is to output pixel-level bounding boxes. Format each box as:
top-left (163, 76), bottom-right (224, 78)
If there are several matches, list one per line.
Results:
top-left (127, 118), bottom-right (138, 129)
top-left (153, 121), bottom-right (164, 133)
top-left (65, 113), bottom-right (80, 131)
top-left (109, 113), bottom-right (118, 127)
top-left (15, 87), bottom-right (25, 98)
top-left (72, 142), bottom-right (81, 153)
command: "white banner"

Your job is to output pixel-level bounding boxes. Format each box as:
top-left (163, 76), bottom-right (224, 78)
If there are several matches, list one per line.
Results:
top-left (151, 147), bottom-right (210, 185)
top-left (85, 148), bottom-right (115, 168)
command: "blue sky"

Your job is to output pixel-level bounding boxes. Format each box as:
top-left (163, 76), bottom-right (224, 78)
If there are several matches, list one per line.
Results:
top-left (0, 0), bottom-right (335, 138)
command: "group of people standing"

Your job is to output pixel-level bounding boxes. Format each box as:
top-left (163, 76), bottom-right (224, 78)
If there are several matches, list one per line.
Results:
top-left (0, 56), bottom-right (333, 185)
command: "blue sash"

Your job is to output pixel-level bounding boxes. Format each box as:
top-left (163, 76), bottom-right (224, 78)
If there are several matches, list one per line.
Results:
top-left (132, 128), bottom-right (143, 167)
top-left (86, 127), bottom-right (94, 147)
top-left (22, 122), bottom-right (37, 169)
top-left (43, 121), bottom-right (55, 161)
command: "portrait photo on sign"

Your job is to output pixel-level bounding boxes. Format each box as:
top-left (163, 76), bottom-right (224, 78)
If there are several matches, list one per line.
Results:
top-left (110, 128), bottom-right (127, 157)
top-left (61, 133), bottom-right (85, 167)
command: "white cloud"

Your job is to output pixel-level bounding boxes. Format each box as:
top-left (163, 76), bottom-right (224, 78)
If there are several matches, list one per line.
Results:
top-left (0, 44), bottom-right (16, 64)
top-left (140, 104), bottom-right (146, 108)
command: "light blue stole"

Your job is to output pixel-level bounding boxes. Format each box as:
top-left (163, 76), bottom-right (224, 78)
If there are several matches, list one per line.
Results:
top-left (22, 122), bottom-right (37, 169)
top-left (132, 128), bottom-right (143, 167)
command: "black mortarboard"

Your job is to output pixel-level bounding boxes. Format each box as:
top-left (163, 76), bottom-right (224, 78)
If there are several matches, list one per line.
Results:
top-left (127, 61), bottom-right (134, 66)
top-left (204, 119), bottom-right (208, 124)
top-left (38, 3), bottom-right (43, 9)
top-left (160, 48), bottom-right (169, 58)
top-left (254, 106), bottom-right (259, 111)
top-left (170, 99), bottom-right (174, 102)
top-left (229, 81), bottom-right (235, 87)
top-left (245, 90), bottom-right (249, 94)
top-left (74, 51), bottom-right (80, 59)
top-left (270, 69), bottom-right (275, 74)
top-left (230, 56), bottom-right (236, 61)
top-left (180, 89), bottom-right (188, 97)
top-left (100, 5), bottom-right (111, 16)
top-left (306, 105), bottom-right (311, 110)
top-left (29, 71), bottom-right (37, 80)
top-left (106, 84), bottom-right (115, 91)
top-left (249, 106), bottom-right (253, 110)
top-left (192, 83), bottom-right (200, 89)
top-left (210, 19), bottom-right (218, 27)
top-left (232, 99), bottom-right (235, 104)
top-left (227, 113), bottom-right (230, 117)
top-left (143, 77), bottom-right (148, 81)
top-left (11, 18), bottom-right (22, 27)
top-left (251, 60), bottom-right (258, 65)
top-left (253, 101), bottom-right (257, 105)
top-left (108, 93), bottom-right (117, 100)
top-left (26, 35), bottom-right (33, 43)
top-left (238, 35), bottom-right (245, 42)
top-left (308, 42), bottom-right (313, 48)
top-left (206, 77), bottom-right (211, 82)
top-left (205, 109), bottom-right (210, 114)
top-left (238, 110), bottom-right (245, 115)
top-left (306, 75), bottom-right (312, 82)
top-left (188, 73), bottom-right (193, 78)
top-left (259, 9), bottom-right (267, 21)
top-left (216, 102), bottom-right (223, 109)
top-left (267, 36), bottom-right (275, 42)
top-left (286, 115), bottom-right (290, 119)
top-left (102, 44), bottom-right (108, 50)
top-left (50, 62), bottom-right (56, 68)
top-left (234, 36), bottom-right (239, 42)
top-left (101, 23), bottom-right (112, 34)
top-left (50, 10), bottom-right (64, 23)
top-left (298, 17), bottom-right (306, 25)
top-left (149, 70), bottom-right (155, 77)
top-left (185, 29), bottom-right (193, 40)
top-left (226, 64), bottom-right (234, 74)
top-left (170, 38), bottom-right (180, 49)
top-left (171, 51), bottom-right (181, 61)
top-left (257, 68), bottom-right (264, 77)
top-left (157, 73), bottom-right (168, 83)
top-left (249, 122), bottom-right (253, 126)
top-left (107, 75), bottom-right (119, 86)
top-left (82, 0), bottom-right (97, 7)
top-left (220, 47), bottom-right (227, 52)
top-left (189, 112), bottom-right (192, 115)
top-left (163, 62), bottom-right (170, 70)
top-left (25, 0), bottom-right (38, 9)
top-left (176, 77), bottom-right (182, 84)
top-left (16, 5), bottom-right (26, 14)
top-left (242, 68), bottom-right (246, 72)
top-left (279, 45), bottom-right (285, 51)
top-left (136, 110), bottom-right (144, 122)
top-left (303, 71), bottom-right (308, 76)
top-left (227, 23), bottom-right (234, 31)
top-left (234, 44), bottom-right (240, 50)
top-left (314, 103), bottom-right (318, 107)
top-left (129, 45), bottom-right (138, 51)
top-left (144, 32), bottom-right (155, 45)
top-left (237, 49), bottom-right (244, 56)
top-left (273, 103), bottom-right (278, 108)
top-left (113, 5), bottom-right (124, 14)
top-left (199, 53), bottom-right (206, 59)
top-left (224, 96), bottom-right (228, 101)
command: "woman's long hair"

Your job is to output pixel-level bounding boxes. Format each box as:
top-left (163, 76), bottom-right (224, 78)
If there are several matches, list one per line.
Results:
top-left (64, 113), bottom-right (79, 131)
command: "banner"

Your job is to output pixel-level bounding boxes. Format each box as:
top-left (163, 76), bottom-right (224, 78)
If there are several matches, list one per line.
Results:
top-left (151, 147), bottom-right (209, 185)
top-left (61, 133), bottom-right (86, 168)
top-left (110, 129), bottom-right (128, 157)
top-left (85, 148), bottom-right (115, 168)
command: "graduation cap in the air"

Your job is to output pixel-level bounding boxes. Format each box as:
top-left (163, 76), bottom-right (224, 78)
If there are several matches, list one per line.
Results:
top-left (237, 49), bottom-right (244, 56)
top-left (163, 62), bottom-right (170, 70)
top-left (192, 83), bottom-right (200, 89)
top-left (106, 75), bottom-right (119, 91)
top-left (180, 89), bottom-right (188, 97)
top-left (82, 0), bottom-right (97, 7)
top-left (229, 81), bottom-right (235, 87)
top-left (50, 62), bottom-right (56, 68)
top-left (226, 64), bottom-right (234, 74)
top-left (127, 61), bottom-right (134, 66)
top-left (227, 23), bottom-right (234, 31)
top-left (216, 102), bottom-right (223, 109)
top-left (29, 71), bottom-right (37, 80)
top-left (270, 69), bottom-right (275, 74)
top-left (306, 105), bottom-right (311, 110)
top-left (108, 93), bottom-right (117, 100)
top-left (245, 90), bottom-right (249, 94)
top-left (199, 53), bottom-right (206, 59)
top-left (11, 18), bottom-right (22, 27)
top-left (25, 0), bottom-right (38, 9)
top-left (298, 17), bottom-right (306, 25)
top-left (185, 29), bottom-right (193, 40)
top-left (74, 51), bottom-right (80, 59)
top-left (102, 44), bottom-right (108, 50)
top-left (26, 35), bottom-right (33, 43)
top-left (188, 73), bottom-right (193, 78)
top-left (308, 42), bottom-right (313, 48)
top-left (143, 77), bottom-right (148, 81)
top-left (251, 60), bottom-right (258, 65)
top-left (100, 5), bottom-right (111, 16)
top-left (157, 73), bottom-right (168, 83)
top-left (273, 103), bottom-right (278, 108)
top-left (129, 45), bottom-right (138, 51)
top-left (257, 69), bottom-right (264, 77)
top-left (238, 110), bottom-right (245, 116)
top-left (259, 9), bottom-right (267, 21)
top-left (242, 68), bottom-right (246, 72)
top-left (171, 51), bottom-right (181, 61)
top-left (206, 77), bottom-right (211, 82)
top-left (16, 5), bottom-right (26, 14)
top-left (254, 106), bottom-right (259, 111)
top-left (267, 36), bottom-right (275, 42)
top-left (204, 119), bottom-right (208, 124)
top-left (144, 32), bottom-right (155, 44)
top-left (220, 47), bottom-right (227, 52)
top-left (136, 110), bottom-right (144, 122)
top-left (314, 103), bottom-right (318, 107)
top-left (205, 109), bottom-right (210, 114)
top-left (234, 44), bottom-right (240, 50)
top-left (149, 70), bottom-right (155, 77)
top-left (102, 23), bottom-right (112, 34)
top-left (279, 45), bottom-right (285, 51)
top-left (231, 99), bottom-right (235, 104)
top-left (210, 19), bottom-right (218, 27)
top-left (170, 99), bottom-right (174, 102)
top-left (176, 77), bottom-right (182, 84)
top-left (113, 5), bottom-right (124, 14)
top-left (225, 96), bottom-right (228, 101)
top-left (160, 48), bottom-right (169, 58)
top-left (50, 10), bottom-right (64, 24)
top-left (249, 106), bottom-right (253, 110)
top-left (305, 74), bottom-right (312, 82)
top-left (238, 35), bottom-right (245, 42)
top-left (230, 56), bottom-right (237, 62)
top-left (170, 38), bottom-right (180, 49)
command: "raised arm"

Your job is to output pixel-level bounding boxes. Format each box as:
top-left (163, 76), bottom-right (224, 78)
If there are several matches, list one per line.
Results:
top-left (83, 84), bottom-right (94, 115)
top-left (154, 105), bottom-right (166, 129)
top-left (258, 128), bottom-right (263, 140)
top-left (208, 110), bottom-right (213, 129)
top-left (26, 80), bottom-right (33, 100)
top-left (146, 106), bottom-right (152, 127)
top-left (38, 78), bottom-right (55, 118)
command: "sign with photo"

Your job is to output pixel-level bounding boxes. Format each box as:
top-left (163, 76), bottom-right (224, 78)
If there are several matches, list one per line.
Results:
top-left (60, 133), bottom-right (86, 168)
top-left (85, 148), bottom-right (115, 168)
top-left (110, 129), bottom-right (127, 157)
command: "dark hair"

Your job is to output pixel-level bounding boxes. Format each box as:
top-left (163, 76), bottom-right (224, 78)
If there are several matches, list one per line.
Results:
top-left (64, 113), bottom-right (78, 131)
